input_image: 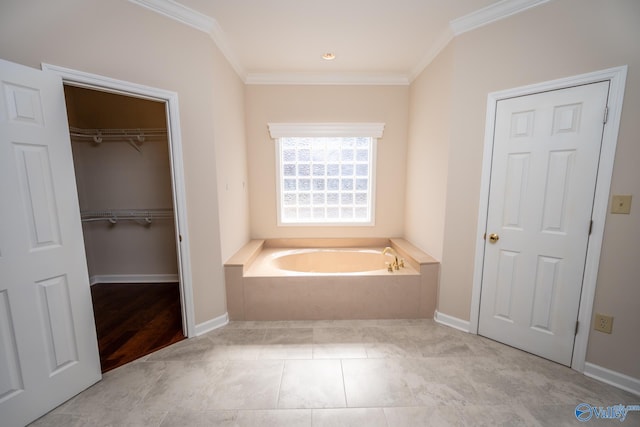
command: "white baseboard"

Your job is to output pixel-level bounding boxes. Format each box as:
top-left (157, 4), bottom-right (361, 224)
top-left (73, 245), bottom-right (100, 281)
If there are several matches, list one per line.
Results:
top-left (195, 312), bottom-right (229, 336)
top-left (89, 274), bottom-right (180, 285)
top-left (434, 310), bottom-right (471, 333)
top-left (584, 362), bottom-right (640, 397)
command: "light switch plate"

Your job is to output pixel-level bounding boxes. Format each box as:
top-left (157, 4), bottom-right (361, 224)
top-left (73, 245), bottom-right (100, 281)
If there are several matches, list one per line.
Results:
top-left (611, 195), bottom-right (632, 214)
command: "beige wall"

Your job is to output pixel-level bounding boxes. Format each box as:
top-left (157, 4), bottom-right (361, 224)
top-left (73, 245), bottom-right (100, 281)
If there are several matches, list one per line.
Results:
top-left (211, 49), bottom-right (250, 263)
top-left (409, 0), bottom-right (640, 378)
top-left (405, 43), bottom-right (454, 261)
top-left (245, 85), bottom-right (409, 239)
top-left (0, 0), bottom-right (248, 324)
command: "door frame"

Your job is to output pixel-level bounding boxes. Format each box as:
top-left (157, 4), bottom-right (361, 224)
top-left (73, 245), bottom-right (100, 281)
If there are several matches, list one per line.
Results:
top-left (41, 63), bottom-right (196, 338)
top-left (469, 66), bottom-right (627, 371)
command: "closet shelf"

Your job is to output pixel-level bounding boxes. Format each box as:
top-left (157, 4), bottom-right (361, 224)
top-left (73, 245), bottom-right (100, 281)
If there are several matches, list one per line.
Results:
top-left (69, 127), bottom-right (167, 152)
top-left (81, 209), bottom-right (173, 225)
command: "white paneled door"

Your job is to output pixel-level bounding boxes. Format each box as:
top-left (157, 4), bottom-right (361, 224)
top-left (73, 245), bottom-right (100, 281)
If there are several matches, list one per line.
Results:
top-left (478, 82), bottom-right (609, 366)
top-left (0, 59), bottom-right (101, 426)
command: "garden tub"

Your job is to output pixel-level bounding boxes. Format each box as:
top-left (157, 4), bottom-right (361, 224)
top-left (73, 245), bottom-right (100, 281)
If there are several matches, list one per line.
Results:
top-left (224, 238), bottom-right (439, 320)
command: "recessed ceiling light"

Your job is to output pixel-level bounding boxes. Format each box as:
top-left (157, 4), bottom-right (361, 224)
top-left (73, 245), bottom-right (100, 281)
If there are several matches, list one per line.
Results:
top-left (322, 53), bottom-right (336, 61)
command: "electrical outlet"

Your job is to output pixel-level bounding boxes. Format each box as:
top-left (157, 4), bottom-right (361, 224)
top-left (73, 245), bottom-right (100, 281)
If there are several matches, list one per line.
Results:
top-left (594, 313), bottom-right (614, 334)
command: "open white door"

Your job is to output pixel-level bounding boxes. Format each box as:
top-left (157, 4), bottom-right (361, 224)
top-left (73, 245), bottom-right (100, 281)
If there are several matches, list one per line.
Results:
top-left (478, 81), bottom-right (609, 366)
top-left (0, 59), bottom-right (101, 427)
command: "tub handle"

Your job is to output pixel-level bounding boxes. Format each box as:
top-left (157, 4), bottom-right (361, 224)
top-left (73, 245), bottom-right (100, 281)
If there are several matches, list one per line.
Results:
top-left (386, 262), bottom-right (394, 273)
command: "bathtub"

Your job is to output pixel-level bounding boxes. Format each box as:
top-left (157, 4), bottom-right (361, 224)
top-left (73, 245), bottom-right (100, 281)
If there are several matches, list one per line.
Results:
top-left (249, 247), bottom-right (414, 275)
top-left (224, 238), bottom-right (439, 320)
top-left (270, 248), bottom-right (386, 274)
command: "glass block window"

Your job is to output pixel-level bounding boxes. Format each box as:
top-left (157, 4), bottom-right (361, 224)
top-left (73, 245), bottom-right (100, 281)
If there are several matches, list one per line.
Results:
top-left (277, 137), bottom-right (374, 224)
top-left (269, 123), bottom-right (384, 226)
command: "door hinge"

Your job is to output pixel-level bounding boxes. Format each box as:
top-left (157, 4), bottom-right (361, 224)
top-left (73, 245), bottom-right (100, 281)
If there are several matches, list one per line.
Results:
top-left (179, 234), bottom-right (182, 242)
top-left (575, 320), bottom-right (579, 335)
top-left (603, 106), bottom-right (609, 124)
top-left (589, 220), bottom-right (593, 235)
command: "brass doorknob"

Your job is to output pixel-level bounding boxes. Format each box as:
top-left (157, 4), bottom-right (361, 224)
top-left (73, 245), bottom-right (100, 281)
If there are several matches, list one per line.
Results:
top-left (488, 233), bottom-right (500, 243)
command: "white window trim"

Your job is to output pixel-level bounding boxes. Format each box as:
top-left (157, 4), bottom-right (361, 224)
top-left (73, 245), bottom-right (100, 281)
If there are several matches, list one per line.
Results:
top-left (269, 123), bottom-right (384, 227)
top-left (268, 122), bottom-right (385, 139)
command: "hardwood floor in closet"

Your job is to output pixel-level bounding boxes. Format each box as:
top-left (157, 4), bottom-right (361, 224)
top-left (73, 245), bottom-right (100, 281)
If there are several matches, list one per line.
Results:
top-left (91, 282), bottom-right (185, 373)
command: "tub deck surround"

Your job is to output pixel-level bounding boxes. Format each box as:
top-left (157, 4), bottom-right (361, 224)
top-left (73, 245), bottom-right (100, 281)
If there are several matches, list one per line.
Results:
top-left (224, 239), bottom-right (265, 270)
top-left (389, 238), bottom-right (438, 269)
top-left (224, 238), bottom-right (439, 321)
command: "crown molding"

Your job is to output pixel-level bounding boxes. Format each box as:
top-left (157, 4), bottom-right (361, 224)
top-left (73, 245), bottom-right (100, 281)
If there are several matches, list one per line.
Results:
top-left (129, 0), bottom-right (551, 85)
top-left (450, 0), bottom-right (551, 36)
top-left (245, 72), bottom-right (409, 86)
top-left (129, 0), bottom-right (213, 32)
top-left (128, 0), bottom-right (246, 80)
top-left (409, 26), bottom-right (454, 82)
top-left (207, 16), bottom-right (247, 81)
top-left (410, 0), bottom-right (550, 82)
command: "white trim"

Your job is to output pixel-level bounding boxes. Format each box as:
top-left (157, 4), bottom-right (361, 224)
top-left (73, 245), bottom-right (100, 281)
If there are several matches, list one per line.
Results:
top-left (128, 0), bottom-right (549, 86)
top-left (450, 0), bottom-right (551, 36)
top-left (573, 66), bottom-right (628, 371)
top-left (469, 66), bottom-right (628, 374)
top-left (411, 0), bottom-right (551, 80)
top-left (207, 18), bottom-right (247, 81)
top-left (128, 0), bottom-right (246, 80)
top-left (434, 310), bottom-right (471, 333)
top-left (128, 0), bottom-right (214, 33)
top-left (128, 0), bottom-right (406, 85)
top-left (41, 63), bottom-right (197, 338)
top-left (89, 274), bottom-right (179, 286)
top-left (195, 312), bottom-right (229, 336)
top-left (245, 72), bottom-right (409, 86)
top-left (584, 363), bottom-right (640, 397)
top-left (268, 123), bottom-right (385, 139)
top-left (409, 27), bottom-right (454, 83)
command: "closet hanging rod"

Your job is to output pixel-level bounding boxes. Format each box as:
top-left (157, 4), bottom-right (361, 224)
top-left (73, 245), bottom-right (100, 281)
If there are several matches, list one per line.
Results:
top-left (69, 127), bottom-right (167, 142)
top-left (81, 209), bottom-right (174, 224)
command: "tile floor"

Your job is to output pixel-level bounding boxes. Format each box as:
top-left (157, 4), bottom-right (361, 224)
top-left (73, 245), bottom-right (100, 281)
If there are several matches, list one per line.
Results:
top-left (31, 319), bottom-right (638, 426)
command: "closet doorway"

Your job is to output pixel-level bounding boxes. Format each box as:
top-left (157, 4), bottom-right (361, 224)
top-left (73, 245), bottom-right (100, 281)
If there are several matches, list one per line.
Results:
top-left (64, 85), bottom-right (184, 372)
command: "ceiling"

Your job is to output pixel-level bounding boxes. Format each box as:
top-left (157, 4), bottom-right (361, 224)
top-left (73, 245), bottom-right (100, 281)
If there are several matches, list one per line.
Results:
top-left (131, 0), bottom-right (550, 84)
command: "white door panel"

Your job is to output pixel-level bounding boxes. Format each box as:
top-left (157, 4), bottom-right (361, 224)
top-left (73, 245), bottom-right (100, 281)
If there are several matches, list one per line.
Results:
top-left (479, 82), bottom-right (609, 366)
top-left (0, 59), bottom-right (101, 427)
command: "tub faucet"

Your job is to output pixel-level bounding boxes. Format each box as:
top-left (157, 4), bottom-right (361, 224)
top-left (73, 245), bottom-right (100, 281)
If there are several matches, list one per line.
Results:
top-left (382, 246), bottom-right (401, 271)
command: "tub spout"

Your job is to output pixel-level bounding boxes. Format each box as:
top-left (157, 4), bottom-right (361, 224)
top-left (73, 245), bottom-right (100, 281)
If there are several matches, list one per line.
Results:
top-left (383, 246), bottom-right (400, 270)
top-left (382, 246), bottom-right (397, 257)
